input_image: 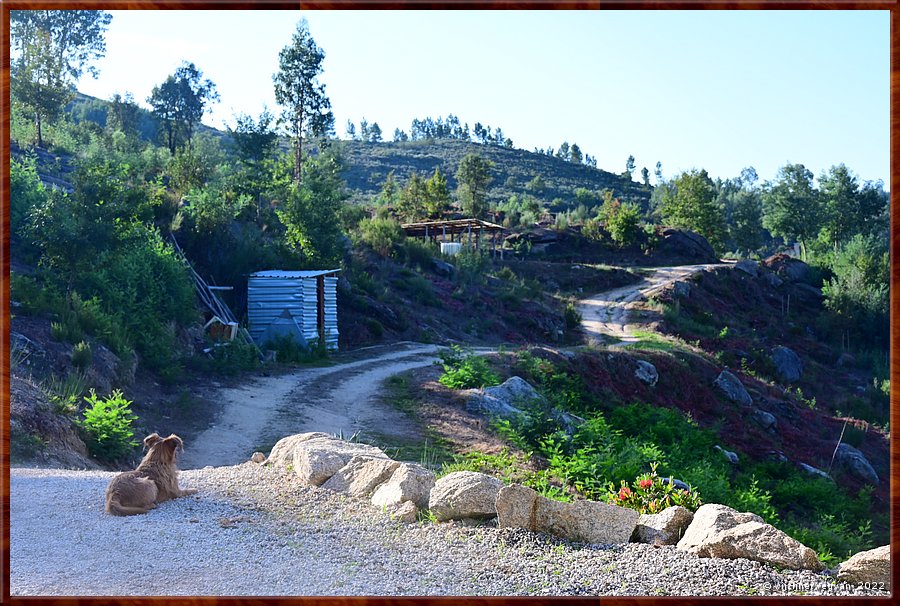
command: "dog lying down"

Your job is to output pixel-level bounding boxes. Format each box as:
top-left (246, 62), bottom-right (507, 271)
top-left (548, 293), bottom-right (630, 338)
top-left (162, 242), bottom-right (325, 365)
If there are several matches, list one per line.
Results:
top-left (105, 433), bottom-right (198, 516)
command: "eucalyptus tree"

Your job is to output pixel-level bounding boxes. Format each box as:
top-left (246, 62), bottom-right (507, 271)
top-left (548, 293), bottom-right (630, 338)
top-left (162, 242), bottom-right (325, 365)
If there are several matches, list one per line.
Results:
top-left (148, 62), bottom-right (219, 155)
top-left (273, 18), bottom-right (334, 185)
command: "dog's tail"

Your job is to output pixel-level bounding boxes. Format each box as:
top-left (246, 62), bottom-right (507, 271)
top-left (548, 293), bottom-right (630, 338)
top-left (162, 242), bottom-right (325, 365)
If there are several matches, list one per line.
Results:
top-left (105, 496), bottom-right (155, 516)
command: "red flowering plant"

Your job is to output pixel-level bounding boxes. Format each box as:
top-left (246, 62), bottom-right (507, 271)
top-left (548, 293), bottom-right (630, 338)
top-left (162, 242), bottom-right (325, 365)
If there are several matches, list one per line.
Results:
top-left (605, 462), bottom-right (702, 514)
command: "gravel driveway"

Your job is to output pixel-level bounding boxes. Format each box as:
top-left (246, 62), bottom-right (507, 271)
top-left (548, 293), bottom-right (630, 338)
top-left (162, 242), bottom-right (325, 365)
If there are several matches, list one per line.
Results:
top-left (10, 465), bottom-right (884, 597)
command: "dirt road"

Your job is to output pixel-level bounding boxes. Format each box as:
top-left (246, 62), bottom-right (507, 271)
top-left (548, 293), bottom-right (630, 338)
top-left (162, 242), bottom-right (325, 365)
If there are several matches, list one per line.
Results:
top-left (578, 263), bottom-right (726, 345)
top-left (180, 343), bottom-right (442, 469)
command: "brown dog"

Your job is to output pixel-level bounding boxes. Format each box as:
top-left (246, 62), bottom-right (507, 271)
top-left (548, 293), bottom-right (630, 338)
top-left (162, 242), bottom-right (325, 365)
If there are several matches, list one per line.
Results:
top-left (105, 433), bottom-right (198, 516)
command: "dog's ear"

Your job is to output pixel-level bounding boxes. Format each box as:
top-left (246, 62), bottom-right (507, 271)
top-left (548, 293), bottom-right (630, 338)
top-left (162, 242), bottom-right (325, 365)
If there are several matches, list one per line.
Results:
top-left (165, 434), bottom-right (185, 452)
top-left (143, 433), bottom-right (162, 450)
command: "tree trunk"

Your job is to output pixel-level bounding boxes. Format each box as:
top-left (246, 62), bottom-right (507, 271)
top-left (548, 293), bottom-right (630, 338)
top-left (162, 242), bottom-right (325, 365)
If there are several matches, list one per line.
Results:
top-left (293, 137), bottom-right (302, 186)
top-left (35, 112), bottom-right (43, 148)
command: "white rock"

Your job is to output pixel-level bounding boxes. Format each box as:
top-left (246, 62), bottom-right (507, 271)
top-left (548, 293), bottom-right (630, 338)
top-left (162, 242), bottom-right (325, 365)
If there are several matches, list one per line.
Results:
top-left (702, 520), bottom-right (824, 571)
top-left (834, 545), bottom-right (890, 589)
top-left (266, 432), bottom-right (332, 467)
top-left (389, 500), bottom-right (419, 524)
top-left (321, 455), bottom-right (400, 497)
top-left (714, 445), bottom-right (739, 465)
top-left (292, 438), bottom-right (389, 486)
top-left (428, 471), bottom-right (504, 521)
top-left (714, 370), bottom-right (753, 407)
top-left (371, 462), bottom-right (435, 509)
top-left (676, 504), bottom-right (763, 555)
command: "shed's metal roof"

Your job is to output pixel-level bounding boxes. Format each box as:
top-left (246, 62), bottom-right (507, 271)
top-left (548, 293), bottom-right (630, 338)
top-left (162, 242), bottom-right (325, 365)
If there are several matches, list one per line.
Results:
top-left (249, 269), bottom-right (341, 279)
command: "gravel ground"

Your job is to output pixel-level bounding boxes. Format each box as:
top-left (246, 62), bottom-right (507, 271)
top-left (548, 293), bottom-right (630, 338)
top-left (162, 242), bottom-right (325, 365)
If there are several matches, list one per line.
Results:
top-left (10, 464), bottom-right (887, 597)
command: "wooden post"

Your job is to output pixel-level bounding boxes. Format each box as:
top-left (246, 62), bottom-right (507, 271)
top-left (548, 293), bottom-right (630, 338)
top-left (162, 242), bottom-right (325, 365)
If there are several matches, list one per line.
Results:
top-left (316, 275), bottom-right (325, 345)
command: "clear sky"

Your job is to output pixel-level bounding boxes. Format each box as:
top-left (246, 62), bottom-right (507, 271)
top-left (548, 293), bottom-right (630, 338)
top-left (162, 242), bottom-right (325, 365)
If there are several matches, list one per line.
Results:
top-left (74, 9), bottom-right (889, 187)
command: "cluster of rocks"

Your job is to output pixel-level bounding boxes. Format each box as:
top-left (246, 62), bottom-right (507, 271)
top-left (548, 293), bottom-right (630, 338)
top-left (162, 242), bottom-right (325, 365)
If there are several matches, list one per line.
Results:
top-left (258, 434), bottom-right (889, 589)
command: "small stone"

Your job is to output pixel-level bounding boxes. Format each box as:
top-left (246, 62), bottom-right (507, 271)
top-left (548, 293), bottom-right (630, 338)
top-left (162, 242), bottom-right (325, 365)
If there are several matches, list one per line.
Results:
top-left (250, 452), bottom-right (266, 464)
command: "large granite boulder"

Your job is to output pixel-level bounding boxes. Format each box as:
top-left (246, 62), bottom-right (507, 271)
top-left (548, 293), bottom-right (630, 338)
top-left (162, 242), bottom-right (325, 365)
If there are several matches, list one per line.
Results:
top-left (632, 506), bottom-right (694, 545)
top-left (371, 462), bottom-right (435, 509)
top-left (428, 471), bottom-right (504, 521)
top-left (714, 370), bottom-right (753, 406)
top-left (655, 228), bottom-right (718, 264)
top-left (677, 504), bottom-right (763, 554)
top-left (833, 545), bottom-right (891, 590)
top-left (496, 484), bottom-right (639, 545)
top-left (751, 409), bottom-right (778, 432)
top-left (700, 521), bottom-right (824, 571)
top-left (321, 455), bottom-right (400, 497)
top-left (268, 434), bottom-right (390, 486)
top-left (677, 504), bottom-right (823, 571)
top-left (762, 254), bottom-right (811, 283)
top-left (834, 443), bottom-right (879, 485)
top-left (771, 346), bottom-right (802, 382)
top-left (265, 432), bottom-right (332, 467)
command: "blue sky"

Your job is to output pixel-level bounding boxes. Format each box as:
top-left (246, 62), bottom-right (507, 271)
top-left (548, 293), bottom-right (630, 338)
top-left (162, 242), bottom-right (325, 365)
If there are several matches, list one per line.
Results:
top-left (74, 10), bottom-right (889, 187)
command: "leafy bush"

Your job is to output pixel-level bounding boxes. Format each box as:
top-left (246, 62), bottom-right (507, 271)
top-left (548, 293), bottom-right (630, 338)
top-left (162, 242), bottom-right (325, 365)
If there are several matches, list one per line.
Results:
top-left (264, 334), bottom-right (327, 364)
top-left (598, 198), bottom-right (643, 246)
top-left (358, 215), bottom-right (404, 257)
top-left (79, 389), bottom-right (139, 462)
top-left (606, 462), bottom-right (702, 514)
top-left (454, 246), bottom-right (489, 285)
top-left (71, 341), bottom-right (93, 370)
top-left (50, 317), bottom-right (83, 344)
top-left (365, 318), bottom-right (384, 338)
top-left (203, 341), bottom-right (260, 375)
top-left (564, 302), bottom-right (582, 330)
top-left (438, 346), bottom-right (500, 389)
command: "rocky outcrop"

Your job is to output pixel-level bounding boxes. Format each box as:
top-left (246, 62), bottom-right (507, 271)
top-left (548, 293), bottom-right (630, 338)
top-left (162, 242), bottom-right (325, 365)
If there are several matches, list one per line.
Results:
top-left (734, 259), bottom-right (759, 277)
top-left (371, 462), bottom-right (435, 509)
top-left (798, 462), bottom-right (833, 481)
top-left (677, 504), bottom-right (822, 571)
top-left (672, 281), bottom-right (692, 299)
top-left (634, 360), bottom-right (659, 387)
top-left (834, 443), bottom-right (879, 485)
top-left (496, 484), bottom-right (639, 545)
top-left (321, 455), bottom-right (400, 497)
top-left (833, 545), bottom-right (890, 590)
top-left (632, 506), bottom-right (694, 545)
top-left (464, 376), bottom-right (538, 418)
top-left (428, 471), bottom-right (504, 521)
top-left (655, 228), bottom-right (718, 264)
top-left (762, 254), bottom-right (811, 283)
top-left (714, 370), bottom-right (753, 406)
top-left (771, 346), bottom-right (802, 382)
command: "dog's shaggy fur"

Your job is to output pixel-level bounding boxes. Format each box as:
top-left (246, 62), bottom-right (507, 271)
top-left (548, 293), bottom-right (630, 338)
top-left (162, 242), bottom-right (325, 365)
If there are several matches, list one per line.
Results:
top-left (105, 433), bottom-right (198, 516)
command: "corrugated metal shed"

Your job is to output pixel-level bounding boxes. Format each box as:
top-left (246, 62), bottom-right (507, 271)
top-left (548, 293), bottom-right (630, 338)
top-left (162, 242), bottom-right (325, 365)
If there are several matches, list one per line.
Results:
top-left (247, 269), bottom-right (340, 350)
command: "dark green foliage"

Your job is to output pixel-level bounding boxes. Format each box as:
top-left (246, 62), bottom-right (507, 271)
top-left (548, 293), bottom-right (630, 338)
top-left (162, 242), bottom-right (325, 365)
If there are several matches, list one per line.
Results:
top-left (762, 163), bottom-right (821, 259)
top-left (358, 214), bottom-right (404, 257)
top-left (265, 334), bottom-right (327, 364)
top-left (71, 341), bottom-right (93, 370)
top-left (455, 153), bottom-right (494, 219)
top-left (199, 341), bottom-right (260, 375)
top-left (563, 302), bottom-right (582, 330)
top-left (79, 389), bottom-right (139, 462)
top-left (10, 156), bottom-right (47, 255)
top-left (277, 148), bottom-right (347, 267)
top-left (148, 61), bottom-right (219, 155)
top-left (658, 168), bottom-right (727, 254)
top-left (598, 197), bottom-right (643, 246)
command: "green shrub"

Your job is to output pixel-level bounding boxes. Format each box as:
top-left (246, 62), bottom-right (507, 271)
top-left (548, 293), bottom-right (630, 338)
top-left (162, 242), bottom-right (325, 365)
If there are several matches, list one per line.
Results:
top-left (438, 346), bottom-right (500, 389)
top-left (50, 316), bottom-right (84, 344)
top-left (44, 371), bottom-right (88, 415)
top-left (359, 215), bottom-right (404, 257)
top-left (365, 318), bottom-right (384, 338)
top-left (205, 341), bottom-right (260, 375)
top-left (79, 389), bottom-right (139, 462)
top-left (71, 341), bottom-right (93, 370)
top-left (396, 273), bottom-right (439, 306)
top-left (454, 246), bottom-right (489, 285)
top-left (564, 302), bottom-right (582, 330)
top-left (265, 334), bottom-right (327, 364)
top-left (606, 462), bottom-right (702, 514)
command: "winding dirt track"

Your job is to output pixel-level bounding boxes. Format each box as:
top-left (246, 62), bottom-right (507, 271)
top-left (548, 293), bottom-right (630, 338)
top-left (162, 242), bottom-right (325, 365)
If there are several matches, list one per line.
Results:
top-left (180, 343), bottom-right (442, 469)
top-left (578, 263), bottom-right (727, 345)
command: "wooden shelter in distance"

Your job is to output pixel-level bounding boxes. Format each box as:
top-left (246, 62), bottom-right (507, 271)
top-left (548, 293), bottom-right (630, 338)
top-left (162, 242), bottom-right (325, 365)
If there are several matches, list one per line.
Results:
top-left (401, 218), bottom-right (505, 257)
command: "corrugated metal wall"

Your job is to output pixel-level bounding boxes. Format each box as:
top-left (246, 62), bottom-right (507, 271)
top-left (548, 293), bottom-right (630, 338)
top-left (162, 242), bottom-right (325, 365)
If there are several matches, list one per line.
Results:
top-left (247, 272), bottom-right (339, 350)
